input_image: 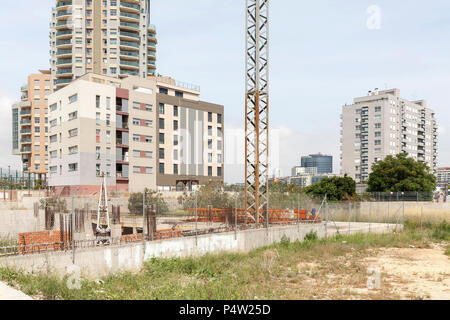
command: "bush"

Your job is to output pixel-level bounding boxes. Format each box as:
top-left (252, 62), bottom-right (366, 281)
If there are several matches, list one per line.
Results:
top-left (39, 196), bottom-right (67, 212)
top-left (304, 230), bottom-right (318, 241)
top-left (128, 188), bottom-right (169, 215)
top-left (178, 182), bottom-right (233, 209)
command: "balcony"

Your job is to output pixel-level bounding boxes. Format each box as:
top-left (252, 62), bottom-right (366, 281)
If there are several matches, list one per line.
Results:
top-left (20, 119), bottom-right (31, 126)
top-left (116, 139), bottom-right (129, 147)
top-left (20, 138), bottom-right (32, 144)
top-left (20, 128), bottom-right (31, 134)
top-left (56, 10), bottom-right (72, 18)
top-left (56, 68), bottom-right (73, 75)
top-left (116, 172), bottom-right (129, 179)
top-left (56, 49), bottom-right (72, 57)
top-left (56, 1), bottom-right (72, 9)
top-left (20, 84), bottom-right (28, 92)
top-left (120, 21), bottom-right (139, 31)
top-left (120, 50), bottom-right (139, 60)
top-left (116, 154), bottom-right (129, 162)
top-left (120, 59), bottom-right (139, 69)
top-left (120, 11), bottom-right (140, 22)
top-left (56, 39), bottom-right (72, 48)
top-left (20, 109), bottom-right (31, 116)
top-left (148, 24), bottom-right (156, 32)
top-left (120, 31), bottom-right (140, 41)
top-left (21, 92), bottom-right (28, 100)
top-left (120, 2), bottom-right (140, 12)
top-left (120, 40), bottom-right (140, 50)
top-left (56, 20), bottom-right (70, 28)
top-left (55, 78), bottom-right (72, 86)
top-left (56, 58), bottom-right (72, 66)
top-left (20, 147), bottom-right (31, 153)
top-left (56, 30), bottom-right (72, 38)
top-left (120, 70), bottom-right (139, 77)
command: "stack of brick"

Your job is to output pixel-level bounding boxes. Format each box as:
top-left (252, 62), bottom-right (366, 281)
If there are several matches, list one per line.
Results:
top-left (18, 230), bottom-right (71, 254)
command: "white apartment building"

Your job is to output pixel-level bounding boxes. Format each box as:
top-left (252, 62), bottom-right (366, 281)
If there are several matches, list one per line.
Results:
top-left (47, 73), bottom-right (224, 194)
top-left (341, 88), bottom-right (438, 182)
top-left (50, 0), bottom-right (157, 90)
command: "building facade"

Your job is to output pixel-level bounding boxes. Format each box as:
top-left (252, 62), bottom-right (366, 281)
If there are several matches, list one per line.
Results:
top-left (341, 88), bottom-right (438, 182)
top-left (47, 73), bottom-right (224, 194)
top-left (436, 167), bottom-right (450, 187)
top-left (300, 153), bottom-right (332, 174)
top-left (50, 0), bottom-right (157, 91)
top-left (12, 71), bottom-right (52, 181)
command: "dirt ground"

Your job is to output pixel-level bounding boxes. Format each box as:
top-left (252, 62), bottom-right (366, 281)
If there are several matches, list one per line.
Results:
top-left (274, 243), bottom-right (449, 300)
top-left (364, 244), bottom-right (450, 299)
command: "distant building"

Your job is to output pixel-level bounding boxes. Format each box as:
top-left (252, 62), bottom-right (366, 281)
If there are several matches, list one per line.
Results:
top-left (341, 88), bottom-right (438, 182)
top-left (291, 166), bottom-right (317, 176)
top-left (301, 153), bottom-right (333, 174)
top-left (436, 167), bottom-right (450, 186)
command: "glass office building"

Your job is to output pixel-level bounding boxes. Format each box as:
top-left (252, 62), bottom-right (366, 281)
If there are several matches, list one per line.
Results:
top-left (301, 153), bottom-right (333, 174)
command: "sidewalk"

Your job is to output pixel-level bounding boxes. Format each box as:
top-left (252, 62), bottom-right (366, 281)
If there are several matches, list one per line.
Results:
top-left (0, 281), bottom-right (33, 300)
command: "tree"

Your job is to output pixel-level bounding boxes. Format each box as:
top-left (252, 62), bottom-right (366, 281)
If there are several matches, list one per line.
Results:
top-left (367, 153), bottom-right (436, 192)
top-left (128, 188), bottom-right (169, 215)
top-left (304, 175), bottom-right (356, 201)
top-left (178, 182), bottom-right (233, 209)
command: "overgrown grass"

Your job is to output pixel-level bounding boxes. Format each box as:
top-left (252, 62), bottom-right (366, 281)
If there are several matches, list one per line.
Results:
top-left (0, 221), bottom-right (448, 300)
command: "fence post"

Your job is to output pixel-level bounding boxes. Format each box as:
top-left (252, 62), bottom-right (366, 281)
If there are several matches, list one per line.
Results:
top-left (420, 204), bottom-right (423, 230)
top-left (142, 190), bottom-right (146, 244)
top-left (368, 201), bottom-right (371, 233)
top-left (324, 195), bottom-right (328, 238)
top-left (297, 193), bottom-right (300, 231)
top-left (234, 194), bottom-right (237, 240)
top-left (195, 190), bottom-right (198, 246)
top-left (348, 202), bottom-right (351, 234)
top-left (71, 190), bottom-right (75, 264)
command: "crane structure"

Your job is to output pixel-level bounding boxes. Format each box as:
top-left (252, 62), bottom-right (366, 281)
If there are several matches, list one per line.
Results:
top-left (245, 0), bottom-right (270, 225)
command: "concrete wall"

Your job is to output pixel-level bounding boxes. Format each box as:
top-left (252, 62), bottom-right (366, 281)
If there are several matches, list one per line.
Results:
top-left (0, 222), bottom-right (397, 279)
top-left (0, 210), bottom-right (43, 240)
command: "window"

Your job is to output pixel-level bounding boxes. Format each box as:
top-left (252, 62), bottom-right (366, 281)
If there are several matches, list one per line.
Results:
top-left (208, 139), bottom-right (212, 149)
top-left (50, 150), bottom-right (57, 158)
top-left (208, 126), bottom-right (212, 136)
top-left (133, 166), bottom-right (141, 173)
top-left (50, 135), bottom-right (57, 143)
top-left (69, 146), bottom-right (78, 155)
top-left (175, 91), bottom-right (183, 98)
top-left (96, 112), bottom-right (101, 125)
top-left (96, 129), bottom-right (101, 143)
top-left (106, 147), bottom-right (111, 160)
top-left (159, 103), bottom-right (165, 114)
top-left (173, 149), bottom-right (178, 161)
top-left (208, 153), bottom-right (212, 163)
top-left (50, 103), bottom-right (57, 112)
top-left (96, 95), bottom-right (100, 108)
top-left (145, 120), bottom-right (152, 127)
top-left (159, 163), bottom-right (165, 174)
top-left (159, 88), bottom-right (168, 94)
top-left (217, 140), bottom-right (222, 150)
top-left (96, 164), bottom-right (101, 176)
top-left (217, 127), bottom-right (222, 138)
top-left (375, 123), bottom-right (381, 129)
top-left (145, 136), bottom-right (152, 143)
top-left (159, 148), bottom-right (165, 159)
top-left (217, 114), bottom-right (222, 124)
top-left (96, 146), bottom-right (101, 160)
top-left (146, 151), bottom-right (153, 158)
top-left (106, 114), bottom-right (111, 126)
top-left (69, 111), bottom-right (77, 120)
top-left (50, 166), bottom-right (57, 174)
top-left (106, 97), bottom-right (111, 110)
top-left (217, 167), bottom-right (222, 177)
top-left (375, 140), bottom-right (381, 146)
top-left (173, 106), bottom-right (178, 117)
top-left (69, 94), bottom-right (78, 103)
top-left (208, 166), bottom-right (212, 177)
top-left (69, 128), bottom-right (78, 137)
top-left (173, 135), bottom-right (178, 146)
top-left (133, 102), bottom-right (140, 110)
top-left (133, 134), bottom-right (140, 142)
top-left (173, 164), bottom-right (178, 175)
top-left (375, 132), bottom-right (381, 137)
top-left (34, 127), bottom-right (40, 133)
top-left (159, 118), bottom-right (164, 129)
top-left (50, 119), bottom-right (57, 127)
top-left (159, 133), bottom-right (165, 144)
top-left (217, 154), bottom-right (222, 164)
top-left (208, 112), bottom-right (212, 122)
top-left (68, 163), bottom-right (78, 172)
top-left (34, 117), bottom-right (40, 124)
top-left (145, 104), bottom-right (152, 111)
top-left (133, 118), bottom-right (140, 125)
top-left (375, 106), bottom-right (382, 112)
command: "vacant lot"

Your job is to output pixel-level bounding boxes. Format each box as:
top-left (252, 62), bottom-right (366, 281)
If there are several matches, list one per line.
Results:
top-left (0, 221), bottom-right (448, 300)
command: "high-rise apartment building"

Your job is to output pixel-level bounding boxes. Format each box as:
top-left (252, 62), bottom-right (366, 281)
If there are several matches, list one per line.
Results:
top-left (300, 153), bottom-right (333, 174)
top-left (341, 88), bottom-right (438, 182)
top-left (12, 71), bottom-right (53, 181)
top-left (436, 167), bottom-right (450, 187)
top-left (50, 0), bottom-right (157, 91)
top-left (47, 73), bottom-right (224, 194)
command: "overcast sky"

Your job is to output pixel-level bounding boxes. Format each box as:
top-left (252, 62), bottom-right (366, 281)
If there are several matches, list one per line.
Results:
top-left (1, 0), bottom-right (449, 183)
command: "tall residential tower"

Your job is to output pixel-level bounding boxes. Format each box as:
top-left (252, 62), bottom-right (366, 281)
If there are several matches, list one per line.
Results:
top-left (341, 88), bottom-right (438, 182)
top-left (50, 0), bottom-right (157, 91)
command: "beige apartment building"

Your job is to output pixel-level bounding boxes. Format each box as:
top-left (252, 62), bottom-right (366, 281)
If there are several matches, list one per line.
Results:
top-left (341, 88), bottom-right (438, 182)
top-left (50, 0), bottom-right (157, 91)
top-left (12, 71), bottom-right (53, 181)
top-left (47, 73), bottom-right (224, 194)
top-left (436, 167), bottom-right (450, 187)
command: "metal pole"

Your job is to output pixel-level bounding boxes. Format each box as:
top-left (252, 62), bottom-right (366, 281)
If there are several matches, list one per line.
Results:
top-left (71, 190), bottom-right (75, 264)
top-left (297, 193), bottom-right (300, 230)
top-left (368, 201), bottom-right (371, 233)
top-left (234, 194), bottom-right (237, 240)
top-left (420, 204), bottom-right (423, 230)
top-left (348, 202), bottom-right (351, 234)
top-left (142, 190), bottom-right (146, 244)
top-left (324, 195), bottom-right (328, 238)
top-left (195, 190), bottom-right (198, 246)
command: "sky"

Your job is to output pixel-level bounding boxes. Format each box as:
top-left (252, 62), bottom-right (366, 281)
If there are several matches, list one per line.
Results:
top-left (0, 0), bottom-right (449, 183)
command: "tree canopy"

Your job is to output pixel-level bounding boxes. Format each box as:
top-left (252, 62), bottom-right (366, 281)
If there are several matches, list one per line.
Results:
top-left (128, 188), bottom-right (169, 215)
top-left (367, 153), bottom-right (436, 192)
top-left (303, 176), bottom-right (356, 201)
